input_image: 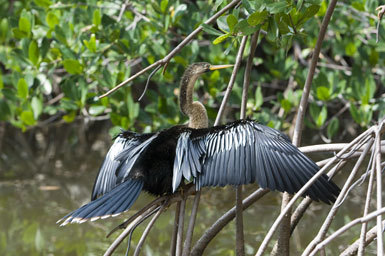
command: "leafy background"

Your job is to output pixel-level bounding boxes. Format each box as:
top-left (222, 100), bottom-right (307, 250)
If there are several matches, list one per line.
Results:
top-left (1, 0), bottom-right (385, 255)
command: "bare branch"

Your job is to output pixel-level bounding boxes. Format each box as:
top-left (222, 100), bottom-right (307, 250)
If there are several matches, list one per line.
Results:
top-left (375, 124), bottom-right (384, 255)
top-left (133, 204), bottom-right (165, 256)
top-left (358, 152), bottom-right (375, 256)
top-left (341, 221), bottom-right (385, 256)
top-left (104, 205), bottom-right (158, 256)
top-left (182, 192), bottom-right (201, 256)
top-left (310, 207), bottom-right (385, 256)
top-left (176, 198), bottom-right (186, 256)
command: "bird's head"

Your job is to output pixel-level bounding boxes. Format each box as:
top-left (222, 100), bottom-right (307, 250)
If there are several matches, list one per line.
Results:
top-left (186, 62), bottom-right (234, 76)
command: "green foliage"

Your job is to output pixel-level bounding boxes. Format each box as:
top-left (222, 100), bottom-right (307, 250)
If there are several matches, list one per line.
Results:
top-left (0, 0), bottom-right (383, 140)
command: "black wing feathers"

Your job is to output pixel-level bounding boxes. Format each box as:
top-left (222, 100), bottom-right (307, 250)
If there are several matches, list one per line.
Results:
top-left (91, 132), bottom-right (155, 200)
top-left (173, 120), bottom-right (339, 204)
top-left (58, 179), bottom-right (143, 226)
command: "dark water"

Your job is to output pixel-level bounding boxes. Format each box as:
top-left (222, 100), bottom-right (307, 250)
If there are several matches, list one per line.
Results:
top-left (0, 122), bottom-right (377, 255)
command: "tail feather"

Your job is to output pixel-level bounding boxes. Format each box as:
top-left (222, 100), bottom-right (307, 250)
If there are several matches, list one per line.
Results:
top-left (58, 179), bottom-right (143, 226)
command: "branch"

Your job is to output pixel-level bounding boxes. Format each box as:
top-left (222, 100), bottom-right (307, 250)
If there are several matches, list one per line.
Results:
top-left (104, 205), bottom-right (158, 256)
top-left (358, 150), bottom-right (375, 255)
top-left (133, 204), bottom-right (165, 256)
top-left (310, 207), bottom-right (385, 256)
top-left (341, 221), bottom-right (385, 256)
top-left (374, 123), bottom-right (384, 255)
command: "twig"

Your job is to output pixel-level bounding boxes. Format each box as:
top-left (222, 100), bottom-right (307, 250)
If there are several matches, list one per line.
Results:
top-left (358, 153), bottom-right (375, 256)
top-left (375, 124), bottom-right (384, 255)
top-left (99, 0), bottom-right (241, 98)
top-left (182, 191), bottom-right (200, 256)
top-left (340, 220), bottom-right (385, 256)
top-left (171, 202), bottom-right (181, 256)
top-left (103, 205), bottom-right (158, 256)
top-left (138, 65), bottom-right (162, 101)
top-left (309, 207), bottom-right (385, 256)
top-left (191, 188), bottom-right (269, 256)
top-left (133, 204), bottom-right (165, 256)
top-left (117, 0), bottom-right (129, 22)
top-left (176, 198), bottom-right (186, 256)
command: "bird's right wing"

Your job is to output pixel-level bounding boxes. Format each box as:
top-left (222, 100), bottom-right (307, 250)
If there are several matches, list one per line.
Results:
top-left (91, 131), bottom-right (156, 200)
top-left (173, 120), bottom-right (340, 204)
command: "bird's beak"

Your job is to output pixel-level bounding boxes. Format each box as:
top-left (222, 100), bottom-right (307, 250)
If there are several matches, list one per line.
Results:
top-left (209, 64), bottom-right (234, 71)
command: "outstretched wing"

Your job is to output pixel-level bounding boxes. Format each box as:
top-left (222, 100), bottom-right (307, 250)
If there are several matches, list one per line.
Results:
top-left (91, 131), bottom-right (156, 200)
top-left (173, 120), bottom-right (340, 204)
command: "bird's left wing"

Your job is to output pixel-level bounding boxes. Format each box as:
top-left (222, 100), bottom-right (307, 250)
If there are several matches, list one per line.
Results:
top-left (173, 120), bottom-right (340, 204)
top-left (91, 131), bottom-right (156, 200)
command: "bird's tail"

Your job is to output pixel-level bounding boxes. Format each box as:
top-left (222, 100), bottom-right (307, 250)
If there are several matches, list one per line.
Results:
top-left (57, 179), bottom-right (143, 226)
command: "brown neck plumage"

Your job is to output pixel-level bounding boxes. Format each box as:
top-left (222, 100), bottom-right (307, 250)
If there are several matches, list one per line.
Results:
top-left (179, 68), bottom-right (208, 129)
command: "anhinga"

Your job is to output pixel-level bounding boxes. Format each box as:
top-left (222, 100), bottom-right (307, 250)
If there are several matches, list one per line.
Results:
top-left (58, 62), bottom-right (340, 225)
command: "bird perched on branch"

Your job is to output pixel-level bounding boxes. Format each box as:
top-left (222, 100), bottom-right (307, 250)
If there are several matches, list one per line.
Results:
top-left (58, 62), bottom-right (340, 225)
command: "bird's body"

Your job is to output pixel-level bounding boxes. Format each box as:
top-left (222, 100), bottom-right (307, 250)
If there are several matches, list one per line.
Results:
top-left (58, 63), bottom-right (340, 225)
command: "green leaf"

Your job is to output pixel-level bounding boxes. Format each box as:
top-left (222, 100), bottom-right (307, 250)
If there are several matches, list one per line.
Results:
top-left (267, 2), bottom-right (289, 14)
top-left (28, 40), bottom-right (39, 66)
top-left (31, 97), bottom-right (43, 119)
top-left (227, 14), bottom-right (238, 32)
top-left (0, 18), bottom-right (8, 42)
top-left (345, 42), bottom-right (356, 56)
top-left (201, 24), bottom-right (223, 36)
top-left (46, 11), bottom-right (59, 28)
top-left (127, 91), bottom-right (139, 123)
top-left (303, 5), bottom-right (320, 19)
top-left (93, 9), bottom-right (101, 27)
top-left (266, 17), bottom-right (278, 42)
top-left (316, 106), bottom-right (327, 127)
top-left (0, 70), bottom-right (3, 90)
top-left (35, 228), bottom-right (45, 252)
top-left (84, 34), bottom-right (97, 52)
top-left (242, 0), bottom-right (255, 13)
top-left (17, 78), bottom-right (28, 99)
top-left (248, 11), bottom-right (268, 26)
top-left (0, 99), bottom-right (11, 121)
top-left (316, 86), bottom-right (330, 101)
top-left (62, 59), bottom-right (83, 75)
top-left (34, 0), bottom-right (52, 8)
top-left (160, 0), bottom-right (168, 13)
top-left (255, 86), bottom-right (263, 110)
top-left (327, 118), bottom-right (339, 139)
top-left (19, 17), bottom-right (31, 35)
top-left (20, 110), bottom-right (36, 126)
top-left (213, 33), bottom-right (230, 44)
top-left (62, 111), bottom-right (76, 123)
top-left (234, 19), bottom-right (260, 35)
top-left (349, 104), bottom-right (361, 124)
top-left (281, 99), bottom-right (292, 112)
top-left (89, 105), bottom-right (106, 116)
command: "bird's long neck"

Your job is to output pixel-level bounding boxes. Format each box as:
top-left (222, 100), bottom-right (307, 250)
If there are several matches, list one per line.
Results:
top-left (179, 71), bottom-right (208, 129)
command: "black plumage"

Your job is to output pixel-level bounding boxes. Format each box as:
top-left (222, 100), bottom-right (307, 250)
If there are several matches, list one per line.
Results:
top-left (58, 120), bottom-right (340, 225)
top-left (58, 63), bottom-right (340, 226)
